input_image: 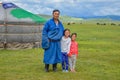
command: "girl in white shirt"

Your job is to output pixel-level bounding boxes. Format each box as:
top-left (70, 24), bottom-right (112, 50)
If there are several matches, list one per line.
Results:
top-left (61, 29), bottom-right (71, 72)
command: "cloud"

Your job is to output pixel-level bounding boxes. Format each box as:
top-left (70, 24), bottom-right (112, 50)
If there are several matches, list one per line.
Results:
top-left (79, 0), bottom-right (119, 2)
top-left (1, 0), bottom-right (120, 17)
top-left (94, 5), bottom-right (120, 16)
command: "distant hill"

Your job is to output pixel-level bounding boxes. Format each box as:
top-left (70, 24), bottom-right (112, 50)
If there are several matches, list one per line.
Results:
top-left (81, 15), bottom-right (120, 21)
top-left (38, 14), bottom-right (83, 23)
top-left (39, 14), bottom-right (120, 22)
top-left (38, 14), bottom-right (51, 20)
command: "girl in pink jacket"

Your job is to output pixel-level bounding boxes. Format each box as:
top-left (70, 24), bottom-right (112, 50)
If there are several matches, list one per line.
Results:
top-left (68, 33), bottom-right (78, 72)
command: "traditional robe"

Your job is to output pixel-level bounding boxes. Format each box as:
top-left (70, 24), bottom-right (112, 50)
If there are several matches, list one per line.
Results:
top-left (42, 18), bottom-right (64, 64)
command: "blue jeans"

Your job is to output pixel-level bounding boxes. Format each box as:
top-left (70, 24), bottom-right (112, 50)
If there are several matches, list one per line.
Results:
top-left (61, 52), bottom-right (69, 70)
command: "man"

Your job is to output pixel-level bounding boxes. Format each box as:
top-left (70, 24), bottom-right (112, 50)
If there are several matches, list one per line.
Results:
top-left (42, 9), bottom-right (64, 72)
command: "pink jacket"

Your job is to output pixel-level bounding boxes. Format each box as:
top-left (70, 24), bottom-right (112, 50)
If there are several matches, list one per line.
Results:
top-left (68, 40), bottom-right (78, 57)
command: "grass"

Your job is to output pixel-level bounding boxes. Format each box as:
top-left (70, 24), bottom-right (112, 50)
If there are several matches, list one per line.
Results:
top-left (0, 23), bottom-right (120, 80)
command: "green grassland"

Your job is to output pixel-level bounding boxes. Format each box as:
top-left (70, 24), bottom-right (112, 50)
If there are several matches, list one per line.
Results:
top-left (0, 23), bottom-right (120, 80)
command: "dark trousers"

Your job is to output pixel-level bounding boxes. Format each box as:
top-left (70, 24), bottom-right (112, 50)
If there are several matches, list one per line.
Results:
top-left (62, 52), bottom-right (69, 70)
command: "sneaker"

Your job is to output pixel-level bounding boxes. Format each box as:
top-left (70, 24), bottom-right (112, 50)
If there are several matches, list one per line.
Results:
top-left (73, 69), bottom-right (76, 72)
top-left (53, 68), bottom-right (57, 72)
top-left (65, 70), bottom-right (69, 72)
top-left (70, 69), bottom-right (73, 72)
top-left (62, 70), bottom-right (65, 72)
top-left (45, 69), bottom-right (49, 72)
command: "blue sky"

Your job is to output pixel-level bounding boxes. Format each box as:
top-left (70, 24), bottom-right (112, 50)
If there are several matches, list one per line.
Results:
top-left (1, 0), bottom-right (120, 17)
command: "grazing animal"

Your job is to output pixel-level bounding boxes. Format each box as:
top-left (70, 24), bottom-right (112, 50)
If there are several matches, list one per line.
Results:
top-left (67, 22), bottom-right (70, 25)
top-left (111, 23), bottom-right (116, 25)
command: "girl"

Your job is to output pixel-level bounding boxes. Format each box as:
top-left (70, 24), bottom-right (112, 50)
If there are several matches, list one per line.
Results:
top-left (68, 33), bottom-right (78, 72)
top-left (61, 29), bottom-right (71, 72)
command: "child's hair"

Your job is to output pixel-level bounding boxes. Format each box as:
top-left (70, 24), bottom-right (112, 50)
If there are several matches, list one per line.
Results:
top-left (71, 33), bottom-right (77, 37)
top-left (63, 28), bottom-right (70, 36)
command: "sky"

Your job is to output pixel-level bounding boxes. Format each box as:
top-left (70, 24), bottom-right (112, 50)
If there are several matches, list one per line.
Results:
top-left (1, 0), bottom-right (120, 17)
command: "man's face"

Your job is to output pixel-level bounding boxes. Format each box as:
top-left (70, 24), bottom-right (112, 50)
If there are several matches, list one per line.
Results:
top-left (53, 11), bottom-right (60, 20)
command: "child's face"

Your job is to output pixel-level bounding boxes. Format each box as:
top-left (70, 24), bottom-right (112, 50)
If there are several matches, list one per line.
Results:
top-left (64, 30), bottom-right (70, 37)
top-left (71, 34), bottom-right (76, 41)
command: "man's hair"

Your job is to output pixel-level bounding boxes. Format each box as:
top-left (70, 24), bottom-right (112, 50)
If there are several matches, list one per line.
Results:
top-left (52, 9), bottom-right (60, 14)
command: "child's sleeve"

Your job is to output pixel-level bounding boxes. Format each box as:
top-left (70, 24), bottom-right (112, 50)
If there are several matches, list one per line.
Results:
top-left (67, 39), bottom-right (71, 54)
top-left (76, 42), bottom-right (78, 57)
top-left (68, 44), bottom-right (72, 57)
